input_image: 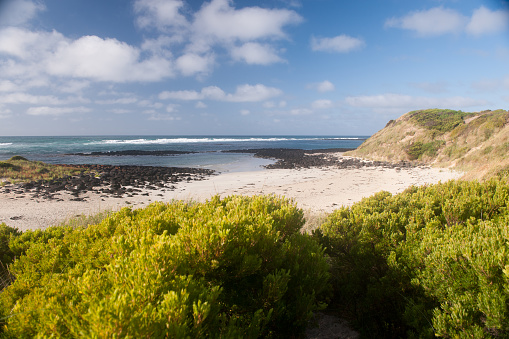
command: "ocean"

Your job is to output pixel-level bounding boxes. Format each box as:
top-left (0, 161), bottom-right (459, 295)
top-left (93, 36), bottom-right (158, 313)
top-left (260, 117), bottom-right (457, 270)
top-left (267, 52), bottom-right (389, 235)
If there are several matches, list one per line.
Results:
top-left (0, 136), bottom-right (367, 172)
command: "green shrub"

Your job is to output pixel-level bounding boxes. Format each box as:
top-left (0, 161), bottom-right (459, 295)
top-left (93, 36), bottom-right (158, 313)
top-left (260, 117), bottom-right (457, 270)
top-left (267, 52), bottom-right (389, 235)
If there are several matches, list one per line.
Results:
top-left (8, 156), bottom-right (28, 161)
top-left (408, 109), bottom-right (473, 133)
top-left (406, 140), bottom-right (445, 160)
top-left (0, 195), bottom-right (329, 338)
top-left (315, 179), bottom-right (509, 338)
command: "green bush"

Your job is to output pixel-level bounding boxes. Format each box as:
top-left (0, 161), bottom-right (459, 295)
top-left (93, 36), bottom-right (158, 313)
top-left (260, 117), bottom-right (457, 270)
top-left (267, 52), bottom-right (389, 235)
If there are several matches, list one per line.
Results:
top-left (409, 109), bottom-right (473, 133)
top-left (406, 140), bottom-right (445, 160)
top-left (315, 179), bottom-right (509, 338)
top-left (0, 195), bottom-right (329, 338)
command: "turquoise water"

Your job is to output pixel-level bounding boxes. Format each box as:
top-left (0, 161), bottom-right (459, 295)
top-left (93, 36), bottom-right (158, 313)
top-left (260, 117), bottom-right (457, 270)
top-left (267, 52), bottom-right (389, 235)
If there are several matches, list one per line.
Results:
top-left (0, 135), bottom-right (367, 172)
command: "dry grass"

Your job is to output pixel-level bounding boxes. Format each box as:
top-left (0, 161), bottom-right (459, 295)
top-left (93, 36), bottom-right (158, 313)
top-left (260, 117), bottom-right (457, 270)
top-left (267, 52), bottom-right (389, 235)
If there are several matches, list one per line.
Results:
top-left (348, 109), bottom-right (509, 180)
top-left (58, 209), bottom-right (115, 228)
top-left (302, 209), bottom-right (330, 234)
top-left (0, 156), bottom-right (85, 185)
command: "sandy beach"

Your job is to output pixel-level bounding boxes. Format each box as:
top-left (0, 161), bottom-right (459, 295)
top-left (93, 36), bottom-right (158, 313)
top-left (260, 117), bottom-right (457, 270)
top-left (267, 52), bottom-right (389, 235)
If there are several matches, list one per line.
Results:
top-left (0, 154), bottom-right (462, 232)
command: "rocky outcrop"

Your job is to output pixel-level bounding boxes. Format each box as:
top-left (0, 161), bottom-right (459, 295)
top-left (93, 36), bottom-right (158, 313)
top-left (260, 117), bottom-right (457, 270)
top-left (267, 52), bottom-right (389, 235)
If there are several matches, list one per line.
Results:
top-left (0, 164), bottom-right (214, 200)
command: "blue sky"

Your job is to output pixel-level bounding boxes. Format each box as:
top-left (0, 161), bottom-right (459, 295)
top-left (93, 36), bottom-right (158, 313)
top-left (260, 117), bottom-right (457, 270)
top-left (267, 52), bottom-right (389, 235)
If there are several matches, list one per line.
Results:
top-left (0, 0), bottom-right (508, 136)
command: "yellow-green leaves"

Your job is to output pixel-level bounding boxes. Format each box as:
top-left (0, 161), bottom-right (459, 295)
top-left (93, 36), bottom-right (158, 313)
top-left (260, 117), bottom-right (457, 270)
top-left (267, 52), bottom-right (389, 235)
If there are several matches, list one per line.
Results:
top-left (0, 195), bottom-right (328, 338)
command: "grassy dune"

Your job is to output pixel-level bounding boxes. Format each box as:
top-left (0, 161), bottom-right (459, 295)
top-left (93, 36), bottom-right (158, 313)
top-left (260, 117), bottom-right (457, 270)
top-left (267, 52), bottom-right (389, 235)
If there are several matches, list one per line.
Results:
top-left (347, 108), bottom-right (509, 179)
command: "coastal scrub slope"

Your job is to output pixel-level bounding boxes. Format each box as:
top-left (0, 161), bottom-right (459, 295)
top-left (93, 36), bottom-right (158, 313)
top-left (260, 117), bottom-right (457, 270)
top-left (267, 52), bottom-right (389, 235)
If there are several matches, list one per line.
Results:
top-left (346, 109), bottom-right (509, 179)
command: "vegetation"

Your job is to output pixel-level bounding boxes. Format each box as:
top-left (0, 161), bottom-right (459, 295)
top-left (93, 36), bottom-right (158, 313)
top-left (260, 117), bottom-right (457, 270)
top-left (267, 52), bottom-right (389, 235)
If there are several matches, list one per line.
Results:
top-left (347, 109), bottom-right (509, 179)
top-left (0, 195), bottom-right (329, 338)
top-left (314, 179), bottom-right (509, 338)
top-left (0, 156), bottom-right (85, 184)
top-left (408, 109), bottom-right (474, 133)
top-left (406, 140), bottom-right (445, 160)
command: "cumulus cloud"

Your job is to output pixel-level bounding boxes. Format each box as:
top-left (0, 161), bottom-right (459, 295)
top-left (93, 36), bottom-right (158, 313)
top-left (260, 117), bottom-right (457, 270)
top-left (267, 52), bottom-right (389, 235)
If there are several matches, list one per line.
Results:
top-left (0, 27), bottom-right (63, 59)
top-left (386, 6), bottom-right (509, 37)
top-left (175, 53), bottom-right (214, 76)
top-left (240, 109), bottom-right (250, 115)
top-left (0, 28), bottom-right (175, 82)
top-left (231, 42), bottom-right (284, 65)
top-left (46, 35), bottom-right (174, 82)
top-left (26, 106), bottom-right (90, 116)
top-left (136, 0), bottom-right (301, 65)
top-left (0, 0), bottom-right (45, 27)
top-left (159, 84), bottom-right (282, 102)
top-left (466, 6), bottom-right (509, 36)
top-left (134, 0), bottom-right (188, 31)
top-left (193, 0), bottom-right (302, 43)
top-left (385, 7), bottom-right (467, 36)
top-left (345, 93), bottom-right (488, 113)
top-left (311, 35), bottom-right (365, 53)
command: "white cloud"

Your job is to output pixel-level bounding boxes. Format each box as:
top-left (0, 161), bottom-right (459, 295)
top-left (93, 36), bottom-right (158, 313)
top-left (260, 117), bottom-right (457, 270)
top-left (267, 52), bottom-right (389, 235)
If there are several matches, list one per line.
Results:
top-left (46, 35), bottom-right (174, 82)
top-left (160, 84), bottom-right (282, 102)
top-left (0, 80), bottom-right (18, 92)
top-left (96, 97), bottom-right (138, 105)
top-left (240, 109), bottom-right (250, 115)
top-left (195, 101), bottom-right (207, 108)
top-left (193, 0), bottom-right (302, 43)
top-left (176, 53), bottom-right (214, 76)
top-left (312, 99), bottom-right (333, 109)
top-left (58, 80), bottom-right (90, 94)
top-left (466, 6), bottom-right (509, 36)
top-left (166, 104), bottom-right (179, 113)
top-left (231, 42), bottom-right (284, 65)
top-left (138, 100), bottom-right (164, 109)
top-left (345, 93), bottom-right (488, 113)
top-left (308, 80), bottom-right (335, 92)
top-left (385, 7), bottom-right (467, 36)
top-left (0, 27), bottom-right (63, 59)
top-left (227, 84), bottom-right (282, 102)
top-left (0, 28), bottom-right (175, 83)
top-left (311, 35), bottom-right (365, 53)
top-left (0, 0), bottom-right (45, 27)
top-left (134, 0), bottom-right (188, 31)
top-left (0, 93), bottom-right (63, 105)
top-left (26, 106), bottom-right (90, 116)
top-left (109, 108), bottom-right (131, 114)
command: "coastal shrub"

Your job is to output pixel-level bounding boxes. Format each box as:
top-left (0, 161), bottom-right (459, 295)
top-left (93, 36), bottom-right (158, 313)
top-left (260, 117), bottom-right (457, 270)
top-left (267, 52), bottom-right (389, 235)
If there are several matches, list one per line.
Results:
top-left (8, 156), bottom-right (28, 161)
top-left (406, 140), bottom-right (445, 160)
top-left (408, 109), bottom-right (473, 133)
top-left (315, 179), bottom-right (509, 338)
top-left (0, 195), bottom-right (330, 338)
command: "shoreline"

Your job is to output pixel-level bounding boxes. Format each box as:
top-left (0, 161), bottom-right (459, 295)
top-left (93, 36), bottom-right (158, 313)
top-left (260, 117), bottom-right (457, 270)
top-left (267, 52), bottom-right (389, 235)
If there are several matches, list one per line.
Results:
top-left (0, 152), bottom-right (462, 231)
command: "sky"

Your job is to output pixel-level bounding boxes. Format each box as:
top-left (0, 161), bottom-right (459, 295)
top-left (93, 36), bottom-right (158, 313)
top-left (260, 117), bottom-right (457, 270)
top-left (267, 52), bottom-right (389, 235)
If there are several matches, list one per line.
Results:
top-left (0, 0), bottom-right (508, 136)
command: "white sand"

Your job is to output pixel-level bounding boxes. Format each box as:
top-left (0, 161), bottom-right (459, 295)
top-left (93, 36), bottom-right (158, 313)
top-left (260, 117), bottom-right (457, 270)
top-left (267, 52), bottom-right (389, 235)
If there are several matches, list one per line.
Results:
top-left (0, 160), bottom-right (462, 231)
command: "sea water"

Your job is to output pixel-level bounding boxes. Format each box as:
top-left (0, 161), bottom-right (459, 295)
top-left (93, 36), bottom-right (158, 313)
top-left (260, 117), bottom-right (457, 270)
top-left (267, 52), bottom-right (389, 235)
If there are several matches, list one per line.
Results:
top-left (0, 136), bottom-right (367, 172)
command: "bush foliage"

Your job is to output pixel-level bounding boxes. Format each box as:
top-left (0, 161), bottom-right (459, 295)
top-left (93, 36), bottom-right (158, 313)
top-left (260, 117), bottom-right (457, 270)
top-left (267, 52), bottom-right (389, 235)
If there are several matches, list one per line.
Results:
top-left (315, 179), bottom-right (509, 338)
top-left (0, 195), bottom-right (330, 338)
top-left (408, 109), bottom-right (474, 133)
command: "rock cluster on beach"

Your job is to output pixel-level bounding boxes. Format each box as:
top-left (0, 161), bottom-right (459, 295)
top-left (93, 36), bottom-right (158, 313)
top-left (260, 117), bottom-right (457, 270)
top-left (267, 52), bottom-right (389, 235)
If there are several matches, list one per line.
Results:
top-left (0, 164), bottom-right (214, 201)
top-left (225, 148), bottom-right (420, 170)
